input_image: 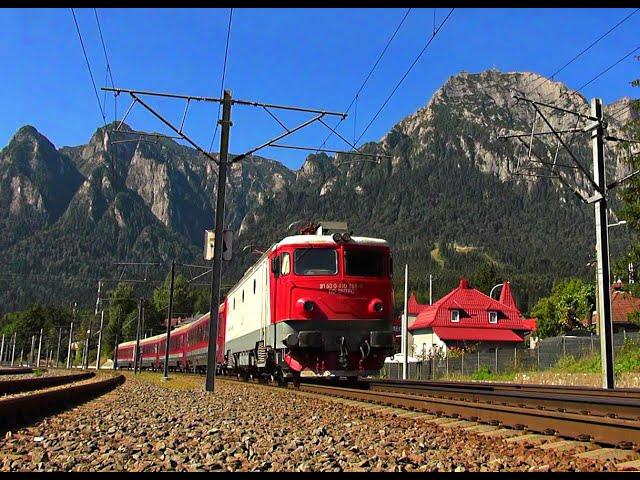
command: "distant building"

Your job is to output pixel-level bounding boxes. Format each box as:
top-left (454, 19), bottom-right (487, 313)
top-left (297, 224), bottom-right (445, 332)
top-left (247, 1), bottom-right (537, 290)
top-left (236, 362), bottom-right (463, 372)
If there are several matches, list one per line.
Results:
top-left (407, 278), bottom-right (535, 358)
top-left (588, 280), bottom-right (640, 334)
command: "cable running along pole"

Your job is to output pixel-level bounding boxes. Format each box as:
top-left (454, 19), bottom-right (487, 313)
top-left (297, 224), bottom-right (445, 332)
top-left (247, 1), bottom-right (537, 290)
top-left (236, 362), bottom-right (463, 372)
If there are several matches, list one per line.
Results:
top-left (163, 259), bottom-right (176, 379)
top-left (205, 90), bottom-right (232, 393)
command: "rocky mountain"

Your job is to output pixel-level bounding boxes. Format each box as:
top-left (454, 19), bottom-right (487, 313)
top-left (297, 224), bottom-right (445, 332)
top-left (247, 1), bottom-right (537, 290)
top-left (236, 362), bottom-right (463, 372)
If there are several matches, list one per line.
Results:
top-left (0, 69), bottom-right (637, 315)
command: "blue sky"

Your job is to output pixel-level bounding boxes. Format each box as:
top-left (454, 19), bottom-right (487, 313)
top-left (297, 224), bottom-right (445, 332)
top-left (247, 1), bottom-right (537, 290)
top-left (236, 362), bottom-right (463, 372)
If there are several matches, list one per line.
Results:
top-left (1, 8), bottom-right (638, 170)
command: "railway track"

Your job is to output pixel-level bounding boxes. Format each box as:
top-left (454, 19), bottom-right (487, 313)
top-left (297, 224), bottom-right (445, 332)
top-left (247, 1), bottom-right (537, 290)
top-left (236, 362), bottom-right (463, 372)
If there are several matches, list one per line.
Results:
top-left (206, 373), bottom-right (640, 448)
top-left (0, 371), bottom-right (125, 431)
top-left (0, 367), bottom-right (35, 376)
top-left (0, 372), bottom-right (95, 395)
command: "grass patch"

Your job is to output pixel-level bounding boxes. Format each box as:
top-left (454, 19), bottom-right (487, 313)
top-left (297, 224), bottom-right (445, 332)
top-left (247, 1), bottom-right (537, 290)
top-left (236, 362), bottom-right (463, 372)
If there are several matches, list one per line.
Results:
top-left (443, 367), bottom-right (517, 383)
top-left (126, 371), bottom-right (202, 391)
top-left (33, 368), bottom-right (43, 377)
top-left (550, 338), bottom-right (640, 375)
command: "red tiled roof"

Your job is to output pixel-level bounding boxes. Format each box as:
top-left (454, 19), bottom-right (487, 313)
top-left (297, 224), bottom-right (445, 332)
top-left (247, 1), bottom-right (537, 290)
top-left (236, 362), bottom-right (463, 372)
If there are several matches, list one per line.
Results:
top-left (433, 326), bottom-right (524, 342)
top-left (499, 281), bottom-right (517, 311)
top-left (408, 293), bottom-right (429, 316)
top-left (523, 318), bottom-right (537, 332)
top-left (410, 277), bottom-right (532, 333)
top-left (592, 287), bottom-right (640, 325)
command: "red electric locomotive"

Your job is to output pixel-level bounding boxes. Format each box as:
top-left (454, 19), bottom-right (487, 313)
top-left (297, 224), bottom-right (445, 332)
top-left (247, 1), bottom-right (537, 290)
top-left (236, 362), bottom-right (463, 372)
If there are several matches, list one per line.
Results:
top-left (116, 222), bottom-right (394, 383)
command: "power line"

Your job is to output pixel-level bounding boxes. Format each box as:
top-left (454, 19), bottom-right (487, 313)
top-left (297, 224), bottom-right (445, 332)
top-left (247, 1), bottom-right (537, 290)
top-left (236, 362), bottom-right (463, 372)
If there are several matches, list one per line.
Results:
top-left (354, 8), bottom-right (455, 147)
top-left (208, 8), bottom-right (234, 154)
top-left (524, 8), bottom-right (639, 96)
top-left (317, 8), bottom-right (412, 151)
top-left (575, 45), bottom-right (640, 93)
top-left (70, 8), bottom-right (107, 125)
top-left (93, 8), bottom-right (117, 121)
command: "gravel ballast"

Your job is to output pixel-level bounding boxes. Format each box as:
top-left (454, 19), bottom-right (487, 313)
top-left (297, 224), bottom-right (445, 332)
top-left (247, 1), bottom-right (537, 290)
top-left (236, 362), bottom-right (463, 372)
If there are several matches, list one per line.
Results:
top-left (0, 372), bottom-right (623, 472)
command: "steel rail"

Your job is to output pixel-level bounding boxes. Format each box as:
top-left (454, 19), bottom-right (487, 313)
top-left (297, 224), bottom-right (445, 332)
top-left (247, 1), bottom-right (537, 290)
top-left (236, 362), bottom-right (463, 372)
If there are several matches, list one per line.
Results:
top-left (0, 374), bottom-right (125, 431)
top-left (365, 379), bottom-right (640, 399)
top-left (364, 382), bottom-right (640, 420)
top-left (0, 367), bottom-right (34, 376)
top-left (0, 372), bottom-right (95, 395)
top-left (299, 383), bottom-right (640, 448)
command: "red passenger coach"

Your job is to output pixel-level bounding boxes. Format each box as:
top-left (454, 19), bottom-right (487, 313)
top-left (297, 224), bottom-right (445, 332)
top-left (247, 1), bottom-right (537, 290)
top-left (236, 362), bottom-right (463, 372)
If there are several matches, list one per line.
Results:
top-left (115, 223), bottom-right (394, 382)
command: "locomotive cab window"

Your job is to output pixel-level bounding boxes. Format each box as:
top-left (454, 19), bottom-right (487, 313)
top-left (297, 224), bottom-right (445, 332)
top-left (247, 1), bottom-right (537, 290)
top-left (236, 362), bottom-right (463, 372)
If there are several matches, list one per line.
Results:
top-left (294, 248), bottom-right (337, 276)
top-left (281, 252), bottom-right (290, 275)
top-left (345, 248), bottom-right (386, 277)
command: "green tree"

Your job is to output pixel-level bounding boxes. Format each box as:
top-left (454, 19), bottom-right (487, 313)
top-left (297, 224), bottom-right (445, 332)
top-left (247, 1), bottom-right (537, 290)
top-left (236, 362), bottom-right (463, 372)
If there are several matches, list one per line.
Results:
top-left (530, 278), bottom-right (595, 338)
top-left (471, 261), bottom-right (502, 296)
top-left (152, 273), bottom-right (197, 321)
top-left (102, 283), bottom-right (137, 358)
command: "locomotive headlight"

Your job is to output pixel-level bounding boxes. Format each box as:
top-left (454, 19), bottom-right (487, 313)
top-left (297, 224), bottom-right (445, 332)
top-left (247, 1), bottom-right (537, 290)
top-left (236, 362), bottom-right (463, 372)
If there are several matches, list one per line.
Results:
top-left (332, 232), bottom-right (343, 243)
top-left (341, 232), bottom-right (351, 242)
top-left (296, 298), bottom-right (316, 316)
top-left (368, 298), bottom-right (384, 314)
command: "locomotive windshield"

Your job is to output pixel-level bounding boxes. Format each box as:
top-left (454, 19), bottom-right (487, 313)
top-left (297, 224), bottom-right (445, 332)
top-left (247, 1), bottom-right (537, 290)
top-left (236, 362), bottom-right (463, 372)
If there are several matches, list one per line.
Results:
top-left (294, 248), bottom-right (338, 275)
top-left (345, 248), bottom-right (386, 277)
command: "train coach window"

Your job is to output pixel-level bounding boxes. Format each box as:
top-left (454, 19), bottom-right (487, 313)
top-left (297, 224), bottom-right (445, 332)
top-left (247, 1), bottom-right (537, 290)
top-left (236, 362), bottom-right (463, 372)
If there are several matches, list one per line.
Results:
top-left (345, 249), bottom-right (386, 277)
top-left (294, 248), bottom-right (337, 276)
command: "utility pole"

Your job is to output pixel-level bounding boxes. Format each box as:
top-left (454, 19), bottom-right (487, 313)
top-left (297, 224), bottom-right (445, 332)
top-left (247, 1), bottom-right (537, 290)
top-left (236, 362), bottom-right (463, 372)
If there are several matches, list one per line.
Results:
top-left (11, 332), bottom-right (16, 366)
top-left (497, 94), bottom-right (640, 390)
top-left (402, 264), bottom-right (409, 380)
top-left (36, 328), bottom-right (43, 369)
top-left (0, 334), bottom-right (4, 366)
top-left (101, 85), bottom-right (360, 392)
top-left (67, 321), bottom-right (74, 369)
top-left (113, 313), bottom-right (121, 371)
top-left (85, 281), bottom-right (102, 369)
top-left (29, 335), bottom-right (35, 367)
top-left (55, 326), bottom-right (62, 368)
top-left (163, 259), bottom-right (176, 380)
top-left (592, 98), bottom-right (615, 389)
top-left (134, 298), bottom-right (143, 374)
top-left (96, 310), bottom-right (104, 370)
top-left (67, 302), bottom-right (76, 369)
top-left (206, 90), bottom-right (232, 393)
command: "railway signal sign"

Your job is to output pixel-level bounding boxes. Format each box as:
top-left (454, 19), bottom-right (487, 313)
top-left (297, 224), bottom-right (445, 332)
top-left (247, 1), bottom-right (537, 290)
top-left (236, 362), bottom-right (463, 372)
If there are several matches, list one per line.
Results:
top-left (204, 229), bottom-right (233, 261)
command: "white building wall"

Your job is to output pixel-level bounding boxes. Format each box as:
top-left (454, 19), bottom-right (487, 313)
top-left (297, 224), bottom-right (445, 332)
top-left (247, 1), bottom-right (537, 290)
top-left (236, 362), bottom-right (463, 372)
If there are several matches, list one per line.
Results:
top-left (225, 257), bottom-right (271, 343)
top-left (411, 329), bottom-right (447, 358)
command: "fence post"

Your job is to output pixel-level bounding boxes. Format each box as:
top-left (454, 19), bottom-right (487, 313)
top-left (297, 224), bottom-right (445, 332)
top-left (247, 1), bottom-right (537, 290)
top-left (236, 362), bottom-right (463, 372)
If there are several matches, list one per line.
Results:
top-left (514, 347), bottom-right (517, 371)
top-left (537, 343), bottom-right (540, 371)
top-left (624, 329), bottom-right (627, 342)
top-left (495, 347), bottom-right (498, 373)
top-left (477, 349), bottom-right (480, 373)
top-left (562, 336), bottom-right (566, 357)
top-left (446, 355), bottom-right (449, 378)
top-left (591, 334), bottom-right (594, 354)
top-left (462, 350), bottom-right (465, 377)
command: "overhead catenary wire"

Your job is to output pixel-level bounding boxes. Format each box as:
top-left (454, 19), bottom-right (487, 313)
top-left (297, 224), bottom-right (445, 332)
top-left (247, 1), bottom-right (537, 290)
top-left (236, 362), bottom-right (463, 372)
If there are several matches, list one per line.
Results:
top-left (575, 45), bottom-right (640, 94)
top-left (93, 8), bottom-right (117, 121)
top-left (523, 8), bottom-right (639, 96)
top-left (208, 8), bottom-right (234, 154)
top-left (317, 8), bottom-right (412, 152)
top-left (354, 8), bottom-right (455, 148)
top-left (71, 8), bottom-right (107, 126)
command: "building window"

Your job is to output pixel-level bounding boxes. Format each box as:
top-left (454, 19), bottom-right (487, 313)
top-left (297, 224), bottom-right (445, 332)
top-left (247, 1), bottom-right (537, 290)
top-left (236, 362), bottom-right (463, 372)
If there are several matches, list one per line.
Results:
top-left (489, 311), bottom-right (498, 324)
top-left (451, 310), bottom-right (460, 323)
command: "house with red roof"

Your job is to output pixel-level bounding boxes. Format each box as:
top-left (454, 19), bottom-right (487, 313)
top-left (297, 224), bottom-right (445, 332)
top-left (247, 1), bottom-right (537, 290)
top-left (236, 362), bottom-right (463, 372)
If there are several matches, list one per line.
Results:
top-left (408, 278), bottom-right (535, 357)
top-left (587, 280), bottom-right (640, 334)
